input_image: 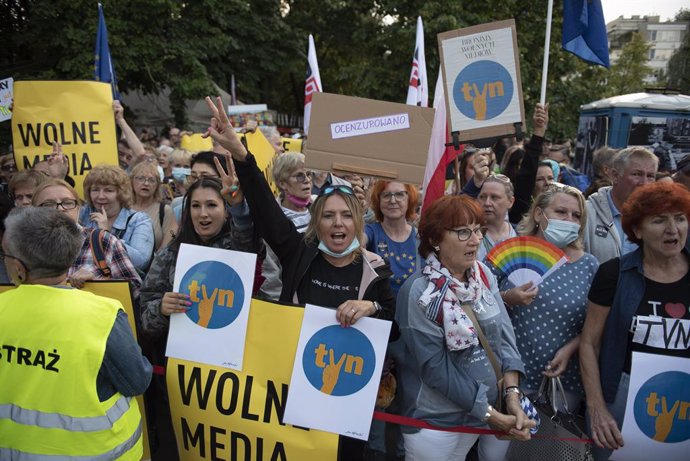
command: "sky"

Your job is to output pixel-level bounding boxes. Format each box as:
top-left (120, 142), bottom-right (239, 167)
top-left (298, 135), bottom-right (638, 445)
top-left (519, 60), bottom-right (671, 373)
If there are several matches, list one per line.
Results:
top-left (602, 0), bottom-right (688, 24)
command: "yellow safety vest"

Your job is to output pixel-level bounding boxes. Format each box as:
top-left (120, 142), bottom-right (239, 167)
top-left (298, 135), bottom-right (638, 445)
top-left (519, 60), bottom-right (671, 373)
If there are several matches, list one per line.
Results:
top-left (0, 284), bottom-right (142, 460)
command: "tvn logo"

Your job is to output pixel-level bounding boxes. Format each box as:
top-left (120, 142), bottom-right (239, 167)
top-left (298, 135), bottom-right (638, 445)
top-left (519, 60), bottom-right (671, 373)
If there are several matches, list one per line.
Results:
top-left (453, 60), bottom-right (514, 121)
top-left (633, 371), bottom-right (690, 443)
top-left (180, 261), bottom-right (245, 329)
top-left (302, 326), bottom-right (376, 396)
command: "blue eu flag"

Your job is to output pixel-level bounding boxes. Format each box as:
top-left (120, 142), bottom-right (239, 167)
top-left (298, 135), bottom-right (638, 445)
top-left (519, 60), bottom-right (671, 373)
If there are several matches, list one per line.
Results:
top-left (94, 3), bottom-right (120, 99)
top-left (562, 0), bottom-right (610, 68)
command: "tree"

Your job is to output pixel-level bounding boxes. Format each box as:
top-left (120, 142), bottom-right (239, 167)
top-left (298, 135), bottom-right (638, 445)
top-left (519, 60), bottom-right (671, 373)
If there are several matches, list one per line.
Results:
top-left (666, 9), bottom-right (690, 93)
top-left (606, 32), bottom-right (652, 96)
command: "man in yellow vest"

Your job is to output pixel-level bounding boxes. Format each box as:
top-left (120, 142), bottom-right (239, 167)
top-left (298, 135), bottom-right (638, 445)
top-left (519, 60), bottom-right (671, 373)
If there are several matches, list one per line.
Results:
top-left (0, 207), bottom-right (151, 460)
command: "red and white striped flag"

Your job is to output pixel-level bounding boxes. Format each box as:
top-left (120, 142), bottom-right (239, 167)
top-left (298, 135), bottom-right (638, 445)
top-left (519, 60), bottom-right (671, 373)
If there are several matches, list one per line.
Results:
top-left (421, 69), bottom-right (463, 213)
top-left (304, 34), bottom-right (322, 135)
top-left (406, 16), bottom-right (428, 107)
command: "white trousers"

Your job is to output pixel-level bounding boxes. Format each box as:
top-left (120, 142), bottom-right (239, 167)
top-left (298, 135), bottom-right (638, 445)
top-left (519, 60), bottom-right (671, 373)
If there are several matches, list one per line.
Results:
top-left (403, 429), bottom-right (510, 461)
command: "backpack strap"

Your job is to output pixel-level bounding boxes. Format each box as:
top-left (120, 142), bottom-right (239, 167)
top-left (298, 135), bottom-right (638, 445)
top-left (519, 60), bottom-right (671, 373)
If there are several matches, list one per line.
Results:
top-left (477, 263), bottom-right (490, 289)
top-left (89, 229), bottom-right (111, 277)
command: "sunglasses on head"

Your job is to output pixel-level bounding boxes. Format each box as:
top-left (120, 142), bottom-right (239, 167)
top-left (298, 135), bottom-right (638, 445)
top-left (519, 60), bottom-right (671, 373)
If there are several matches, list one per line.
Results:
top-left (318, 185), bottom-right (355, 199)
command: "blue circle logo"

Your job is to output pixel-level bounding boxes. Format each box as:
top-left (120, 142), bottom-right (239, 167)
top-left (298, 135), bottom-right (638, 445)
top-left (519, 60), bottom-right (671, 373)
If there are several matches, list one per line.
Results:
top-left (453, 61), bottom-right (513, 121)
top-left (633, 371), bottom-right (690, 443)
top-left (302, 325), bottom-right (376, 396)
top-left (179, 261), bottom-right (245, 329)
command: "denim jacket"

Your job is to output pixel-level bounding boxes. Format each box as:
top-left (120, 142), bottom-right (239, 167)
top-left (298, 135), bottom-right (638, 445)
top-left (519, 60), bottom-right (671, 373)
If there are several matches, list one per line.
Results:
top-left (80, 206), bottom-right (155, 271)
top-left (598, 247), bottom-right (690, 402)
top-left (393, 261), bottom-right (525, 431)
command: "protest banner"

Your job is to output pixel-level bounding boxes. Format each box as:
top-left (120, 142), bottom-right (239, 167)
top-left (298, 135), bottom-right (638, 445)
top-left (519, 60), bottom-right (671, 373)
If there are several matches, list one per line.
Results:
top-left (167, 299), bottom-right (339, 461)
top-left (438, 20), bottom-right (525, 143)
top-left (11, 81), bottom-right (118, 198)
top-left (281, 137), bottom-right (303, 154)
top-left (611, 352), bottom-right (690, 461)
top-left (242, 129), bottom-right (282, 196)
top-left (284, 304), bottom-right (392, 440)
top-left (168, 244), bottom-right (256, 370)
top-left (0, 281), bottom-right (151, 460)
top-left (304, 92), bottom-right (434, 185)
top-left (0, 77), bottom-right (12, 122)
top-left (180, 133), bottom-right (213, 152)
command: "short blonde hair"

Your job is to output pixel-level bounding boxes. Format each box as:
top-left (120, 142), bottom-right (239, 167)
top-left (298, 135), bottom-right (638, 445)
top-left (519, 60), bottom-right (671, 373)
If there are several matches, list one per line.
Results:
top-left (32, 178), bottom-right (81, 205)
top-left (130, 161), bottom-right (162, 201)
top-left (83, 165), bottom-right (133, 208)
top-left (273, 152), bottom-right (305, 185)
top-left (518, 183), bottom-right (587, 250)
top-left (170, 148), bottom-right (193, 167)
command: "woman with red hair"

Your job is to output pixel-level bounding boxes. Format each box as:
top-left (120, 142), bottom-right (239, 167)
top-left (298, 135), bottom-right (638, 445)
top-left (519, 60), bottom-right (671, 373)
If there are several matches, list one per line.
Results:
top-left (364, 180), bottom-right (420, 297)
top-left (580, 181), bottom-right (690, 461)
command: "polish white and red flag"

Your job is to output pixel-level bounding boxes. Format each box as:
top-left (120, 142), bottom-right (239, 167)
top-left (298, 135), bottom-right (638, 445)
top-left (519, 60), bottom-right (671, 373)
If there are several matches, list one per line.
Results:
top-left (304, 34), bottom-right (322, 135)
top-left (421, 69), bottom-right (464, 213)
top-left (406, 16), bottom-right (428, 107)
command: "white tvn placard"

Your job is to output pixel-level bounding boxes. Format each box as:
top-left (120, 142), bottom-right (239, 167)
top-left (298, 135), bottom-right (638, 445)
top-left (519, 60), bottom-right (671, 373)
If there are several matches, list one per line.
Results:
top-left (330, 113), bottom-right (409, 139)
top-left (166, 243), bottom-right (256, 370)
top-left (611, 352), bottom-right (690, 461)
top-left (284, 304), bottom-right (391, 440)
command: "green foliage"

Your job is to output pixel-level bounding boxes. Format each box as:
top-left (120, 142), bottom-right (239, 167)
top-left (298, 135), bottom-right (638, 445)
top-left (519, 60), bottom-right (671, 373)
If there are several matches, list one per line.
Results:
top-left (2, 0), bottom-right (625, 141)
top-left (666, 21), bottom-right (690, 93)
top-left (605, 33), bottom-right (652, 96)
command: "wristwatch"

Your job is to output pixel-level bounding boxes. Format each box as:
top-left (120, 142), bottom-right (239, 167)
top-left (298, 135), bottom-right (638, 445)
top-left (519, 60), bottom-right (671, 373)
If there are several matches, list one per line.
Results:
top-left (372, 301), bottom-right (382, 314)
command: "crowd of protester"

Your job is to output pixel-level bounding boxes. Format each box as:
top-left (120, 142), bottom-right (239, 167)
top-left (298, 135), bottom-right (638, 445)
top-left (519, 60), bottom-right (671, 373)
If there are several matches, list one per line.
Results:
top-left (1, 95), bottom-right (689, 461)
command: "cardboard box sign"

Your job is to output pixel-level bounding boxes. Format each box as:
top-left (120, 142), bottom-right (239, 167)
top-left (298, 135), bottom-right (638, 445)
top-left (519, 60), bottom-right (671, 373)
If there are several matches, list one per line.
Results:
top-left (304, 93), bottom-right (434, 185)
top-left (438, 19), bottom-right (525, 143)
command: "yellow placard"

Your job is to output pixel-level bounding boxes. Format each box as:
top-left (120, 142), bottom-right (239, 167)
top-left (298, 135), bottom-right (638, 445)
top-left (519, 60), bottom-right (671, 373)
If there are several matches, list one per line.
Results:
top-left (281, 137), bottom-right (303, 154)
top-left (0, 281), bottom-right (151, 460)
top-left (242, 131), bottom-right (281, 196)
top-left (180, 133), bottom-right (213, 152)
top-left (11, 81), bottom-right (118, 198)
top-left (166, 299), bottom-right (338, 461)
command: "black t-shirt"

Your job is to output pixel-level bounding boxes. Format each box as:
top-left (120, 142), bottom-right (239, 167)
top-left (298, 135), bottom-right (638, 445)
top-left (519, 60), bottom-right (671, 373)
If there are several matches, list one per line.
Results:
top-left (297, 254), bottom-right (364, 308)
top-left (588, 258), bottom-right (690, 373)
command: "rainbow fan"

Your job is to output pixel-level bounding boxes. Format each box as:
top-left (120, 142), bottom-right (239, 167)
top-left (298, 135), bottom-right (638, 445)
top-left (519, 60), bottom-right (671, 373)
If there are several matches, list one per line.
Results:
top-left (486, 236), bottom-right (567, 287)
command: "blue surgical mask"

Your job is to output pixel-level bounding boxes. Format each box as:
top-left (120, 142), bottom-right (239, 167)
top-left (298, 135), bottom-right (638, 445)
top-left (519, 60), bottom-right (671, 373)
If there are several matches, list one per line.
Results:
top-left (543, 216), bottom-right (580, 248)
top-left (172, 167), bottom-right (191, 182)
top-left (318, 237), bottom-right (361, 258)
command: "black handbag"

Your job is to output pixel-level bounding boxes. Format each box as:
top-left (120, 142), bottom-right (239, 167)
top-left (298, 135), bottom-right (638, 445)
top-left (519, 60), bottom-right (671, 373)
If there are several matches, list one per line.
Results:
top-left (506, 376), bottom-right (593, 461)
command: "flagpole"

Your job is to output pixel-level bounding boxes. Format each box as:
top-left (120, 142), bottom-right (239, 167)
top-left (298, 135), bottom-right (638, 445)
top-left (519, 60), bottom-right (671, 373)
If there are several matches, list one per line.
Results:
top-left (540, 0), bottom-right (553, 105)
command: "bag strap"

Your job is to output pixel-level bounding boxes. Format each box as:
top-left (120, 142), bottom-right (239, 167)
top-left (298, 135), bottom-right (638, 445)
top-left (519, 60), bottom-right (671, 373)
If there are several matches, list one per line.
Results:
top-left (89, 229), bottom-right (111, 277)
top-left (112, 211), bottom-right (136, 239)
top-left (460, 299), bottom-right (502, 382)
top-left (158, 202), bottom-right (165, 227)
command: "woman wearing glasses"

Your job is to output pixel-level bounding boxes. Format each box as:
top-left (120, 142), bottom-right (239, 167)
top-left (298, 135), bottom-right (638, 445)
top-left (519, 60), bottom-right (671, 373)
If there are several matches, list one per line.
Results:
top-left (477, 174), bottom-right (516, 262)
top-left (205, 96), bottom-right (395, 460)
top-left (395, 195), bottom-right (533, 461)
top-left (501, 184), bottom-right (598, 410)
top-left (259, 152), bottom-right (315, 300)
top-left (365, 180), bottom-right (420, 297)
top-left (79, 165), bottom-right (155, 272)
top-left (31, 179), bottom-right (142, 296)
top-left (131, 161), bottom-right (178, 252)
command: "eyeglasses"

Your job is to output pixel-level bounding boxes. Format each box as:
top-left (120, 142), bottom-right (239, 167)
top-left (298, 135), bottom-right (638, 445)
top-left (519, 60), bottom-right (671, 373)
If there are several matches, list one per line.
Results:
top-left (133, 176), bottom-right (158, 184)
top-left (447, 227), bottom-right (487, 241)
top-left (0, 250), bottom-right (30, 271)
top-left (381, 191), bottom-right (408, 202)
top-left (190, 172), bottom-right (220, 181)
top-left (289, 172), bottom-right (312, 184)
top-left (37, 199), bottom-right (80, 210)
top-left (318, 185), bottom-right (355, 198)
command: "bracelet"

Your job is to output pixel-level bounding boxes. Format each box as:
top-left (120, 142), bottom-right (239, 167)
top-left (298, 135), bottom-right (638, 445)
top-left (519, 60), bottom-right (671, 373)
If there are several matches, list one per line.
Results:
top-left (503, 386), bottom-right (522, 399)
top-left (483, 404), bottom-right (494, 422)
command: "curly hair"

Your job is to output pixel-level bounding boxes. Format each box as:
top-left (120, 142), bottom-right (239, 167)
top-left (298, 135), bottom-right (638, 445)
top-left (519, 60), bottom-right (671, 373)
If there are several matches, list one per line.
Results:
top-left (622, 182), bottom-right (690, 245)
top-left (83, 165), bottom-right (133, 208)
